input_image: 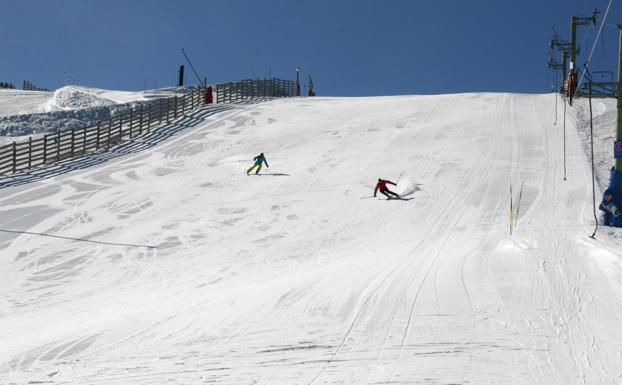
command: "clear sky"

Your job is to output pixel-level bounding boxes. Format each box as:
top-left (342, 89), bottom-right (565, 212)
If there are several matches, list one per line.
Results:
top-left (1, 0), bottom-right (621, 96)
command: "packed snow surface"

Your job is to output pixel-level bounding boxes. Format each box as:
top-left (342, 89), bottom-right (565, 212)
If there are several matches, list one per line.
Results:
top-left (1, 94), bottom-right (622, 384)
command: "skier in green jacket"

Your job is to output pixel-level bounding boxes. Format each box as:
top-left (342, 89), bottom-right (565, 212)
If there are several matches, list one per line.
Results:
top-left (247, 153), bottom-right (269, 175)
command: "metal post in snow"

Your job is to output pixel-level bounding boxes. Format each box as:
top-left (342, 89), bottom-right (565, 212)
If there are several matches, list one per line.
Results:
top-left (554, 78), bottom-right (558, 126)
top-left (563, 91), bottom-right (567, 181)
top-left (562, 51), bottom-right (568, 92)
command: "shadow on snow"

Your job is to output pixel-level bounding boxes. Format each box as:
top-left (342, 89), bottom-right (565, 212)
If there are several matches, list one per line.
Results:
top-left (0, 104), bottom-right (239, 189)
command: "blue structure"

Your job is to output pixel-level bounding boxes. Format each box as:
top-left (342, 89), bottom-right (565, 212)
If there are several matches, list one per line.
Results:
top-left (599, 167), bottom-right (622, 227)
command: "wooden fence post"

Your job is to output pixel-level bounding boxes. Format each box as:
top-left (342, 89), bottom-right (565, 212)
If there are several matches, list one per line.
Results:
top-left (164, 99), bottom-right (168, 123)
top-left (11, 142), bottom-right (16, 173)
top-left (129, 109), bottom-right (134, 139)
top-left (139, 104), bottom-right (144, 135)
top-left (147, 104), bottom-right (151, 133)
top-left (108, 119), bottom-right (117, 143)
top-left (82, 128), bottom-right (87, 154)
top-left (107, 119), bottom-right (112, 148)
top-left (28, 137), bottom-right (32, 169)
top-left (96, 122), bottom-right (101, 149)
top-left (158, 99), bottom-right (163, 126)
top-left (43, 135), bottom-right (48, 164)
top-left (117, 114), bottom-right (122, 143)
top-left (71, 129), bottom-right (75, 157)
top-left (57, 131), bottom-right (61, 161)
top-left (167, 98), bottom-right (172, 122)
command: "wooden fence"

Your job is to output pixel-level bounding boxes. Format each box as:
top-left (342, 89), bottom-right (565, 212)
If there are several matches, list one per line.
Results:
top-left (216, 78), bottom-right (295, 103)
top-left (0, 78), bottom-right (294, 176)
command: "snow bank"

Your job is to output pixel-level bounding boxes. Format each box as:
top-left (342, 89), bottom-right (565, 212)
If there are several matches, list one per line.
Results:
top-left (0, 86), bottom-right (184, 141)
top-left (47, 86), bottom-right (117, 110)
top-left (0, 89), bottom-right (53, 117)
top-left (571, 96), bottom-right (618, 192)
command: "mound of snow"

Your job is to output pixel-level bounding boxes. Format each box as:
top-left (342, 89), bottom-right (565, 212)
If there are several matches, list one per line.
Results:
top-left (0, 86), bottom-right (185, 140)
top-left (0, 86), bottom-right (182, 119)
top-left (47, 86), bottom-right (117, 111)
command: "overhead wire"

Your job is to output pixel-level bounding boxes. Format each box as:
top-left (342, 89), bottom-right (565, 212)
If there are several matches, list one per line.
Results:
top-left (574, 0), bottom-right (614, 97)
top-left (601, 20), bottom-right (606, 68)
top-left (572, 0), bottom-right (614, 238)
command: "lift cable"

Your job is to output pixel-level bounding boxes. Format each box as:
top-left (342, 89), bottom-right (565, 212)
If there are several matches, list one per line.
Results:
top-left (574, 0), bottom-right (614, 97)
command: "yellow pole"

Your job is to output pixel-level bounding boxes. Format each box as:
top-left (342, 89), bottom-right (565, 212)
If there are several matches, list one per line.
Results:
top-left (509, 177), bottom-right (513, 235)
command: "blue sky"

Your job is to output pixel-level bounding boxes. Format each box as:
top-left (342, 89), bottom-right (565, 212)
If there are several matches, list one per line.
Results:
top-left (1, 0), bottom-right (621, 96)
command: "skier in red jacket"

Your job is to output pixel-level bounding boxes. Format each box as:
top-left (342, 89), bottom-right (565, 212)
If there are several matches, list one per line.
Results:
top-left (374, 178), bottom-right (400, 199)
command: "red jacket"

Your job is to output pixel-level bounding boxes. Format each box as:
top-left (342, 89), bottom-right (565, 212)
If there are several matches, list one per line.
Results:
top-left (374, 179), bottom-right (396, 195)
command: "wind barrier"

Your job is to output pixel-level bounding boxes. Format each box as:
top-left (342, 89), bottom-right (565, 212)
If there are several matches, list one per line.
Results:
top-left (215, 78), bottom-right (295, 103)
top-left (0, 78), bottom-right (295, 176)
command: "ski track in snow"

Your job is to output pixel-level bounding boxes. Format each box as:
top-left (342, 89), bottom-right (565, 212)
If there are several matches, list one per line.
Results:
top-left (1, 94), bottom-right (622, 384)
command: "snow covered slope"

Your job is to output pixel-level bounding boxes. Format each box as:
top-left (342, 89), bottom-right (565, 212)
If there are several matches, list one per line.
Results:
top-left (1, 94), bottom-right (622, 384)
top-left (0, 89), bottom-right (54, 117)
